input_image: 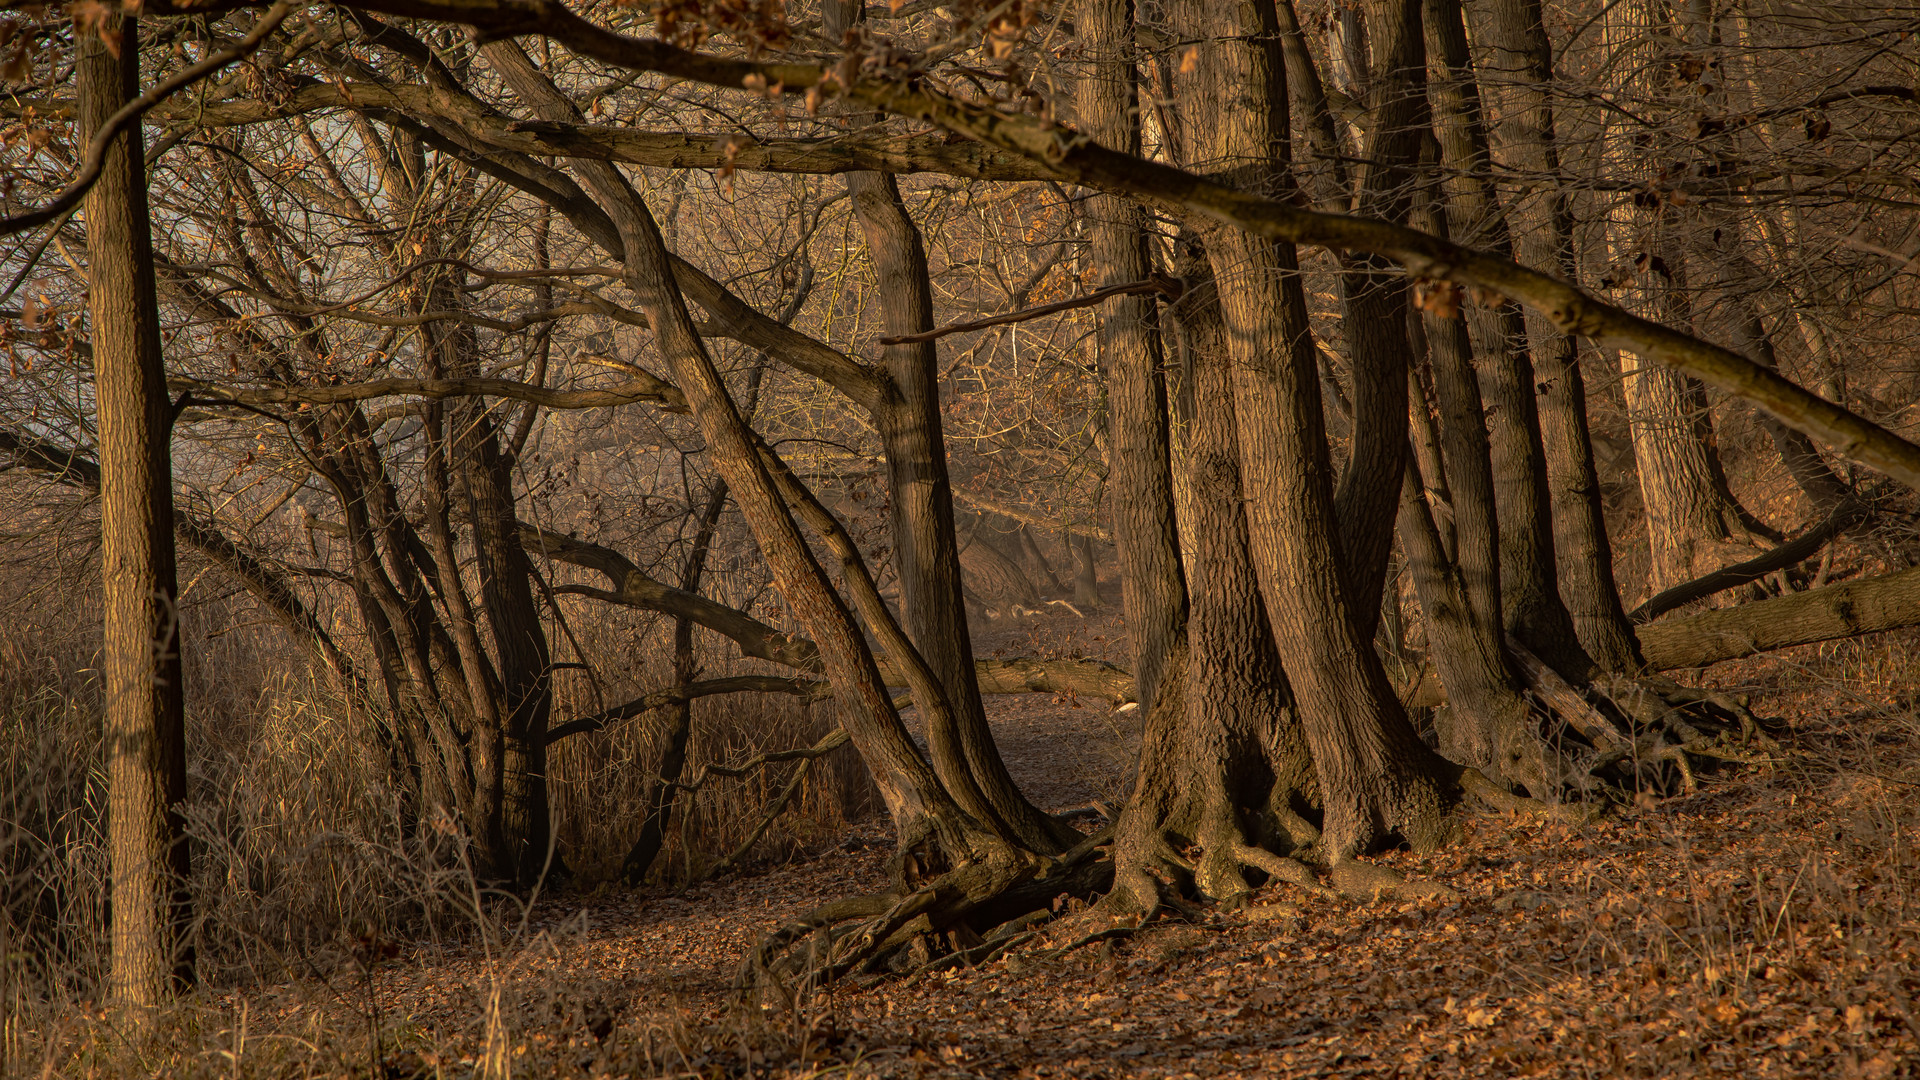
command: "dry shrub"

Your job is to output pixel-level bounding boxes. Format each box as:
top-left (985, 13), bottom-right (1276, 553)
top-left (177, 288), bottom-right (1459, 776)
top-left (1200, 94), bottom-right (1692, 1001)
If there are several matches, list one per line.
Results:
top-left (0, 529), bottom-right (878, 1074)
top-left (548, 645), bottom-right (878, 886)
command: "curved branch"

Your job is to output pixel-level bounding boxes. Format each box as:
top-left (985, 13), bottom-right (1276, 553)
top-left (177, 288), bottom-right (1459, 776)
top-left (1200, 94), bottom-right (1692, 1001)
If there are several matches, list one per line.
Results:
top-left (878, 277), bottom-right (1178, 345)
top-left (1629, 500), bottom-right (1873, 623)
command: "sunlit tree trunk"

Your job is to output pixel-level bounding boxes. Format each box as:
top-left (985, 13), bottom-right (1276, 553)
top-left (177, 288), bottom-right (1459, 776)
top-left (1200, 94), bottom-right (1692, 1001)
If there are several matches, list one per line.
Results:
top-left (83, 14), bottom-right (194, 1013)
top-left (1077, 0), bottom-right (1187, 714)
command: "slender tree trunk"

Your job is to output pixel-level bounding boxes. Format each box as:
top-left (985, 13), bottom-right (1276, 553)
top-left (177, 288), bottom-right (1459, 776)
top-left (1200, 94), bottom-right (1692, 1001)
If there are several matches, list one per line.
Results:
top-left (1329, 0), bottom-right (1427, 636)
top-left (83, 15), bottom-right (194, 1010)
top-left (622, 479), bottom-right (730, 884)
top-left (1078, 0), bottom-right (1188, 713)
top-left (824, 0), bottom-right (1068, 850)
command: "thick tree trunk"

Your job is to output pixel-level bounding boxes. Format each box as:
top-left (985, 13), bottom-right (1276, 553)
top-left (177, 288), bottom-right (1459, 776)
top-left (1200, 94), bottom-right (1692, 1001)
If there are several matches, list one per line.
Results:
top-left (1110, 244), bottom-right (1319, 912)
top-left (83, 15), bottom-right (194, 1010)
top-left (1467, 0), bottom-right (1643, 672)
top-left (1621, 344), bottom-right (1764, 593)
top-left (1078, 0), bottom-right (1187, 713)
top-left (1175, 0), bottom-right (1457, 860)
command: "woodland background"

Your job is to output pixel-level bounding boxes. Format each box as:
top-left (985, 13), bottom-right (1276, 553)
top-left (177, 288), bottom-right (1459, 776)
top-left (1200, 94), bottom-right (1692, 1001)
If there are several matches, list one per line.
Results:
top-left (2, 0), bottom-right (1919, 1075)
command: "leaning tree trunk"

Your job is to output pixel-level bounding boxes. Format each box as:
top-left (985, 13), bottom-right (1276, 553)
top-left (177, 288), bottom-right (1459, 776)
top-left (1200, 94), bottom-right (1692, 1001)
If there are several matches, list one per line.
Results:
top-left (826, 0), bottom-right (1072, 851)
top-left (1076, 0), bottom-right (1188, 714)
top-left (83, 14), bottom-right (194, 1012)
top-left (480, 41), bottom-right (1004, 875)
top-left (1175, 0), bottom-right (1459, 862)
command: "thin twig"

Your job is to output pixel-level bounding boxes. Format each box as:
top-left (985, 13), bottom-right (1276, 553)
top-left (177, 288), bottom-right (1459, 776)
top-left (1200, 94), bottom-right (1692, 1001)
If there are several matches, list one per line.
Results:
top-left (877, 277), bottom-right (1179, 345)
top-left (0, 2), bottom-right (298, 238)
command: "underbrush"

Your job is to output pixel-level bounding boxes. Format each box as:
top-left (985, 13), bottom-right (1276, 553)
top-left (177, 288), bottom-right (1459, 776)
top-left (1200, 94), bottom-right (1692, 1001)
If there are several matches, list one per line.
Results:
top-left (0, 564), bottom-right (876, 1077)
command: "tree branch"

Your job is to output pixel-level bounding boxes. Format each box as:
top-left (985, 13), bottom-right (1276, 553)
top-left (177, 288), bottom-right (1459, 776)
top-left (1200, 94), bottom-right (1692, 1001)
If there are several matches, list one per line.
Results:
top-left (543, 674), bottom-right (825, 742)
top-left (0, 2), bottom-right (295, 238)
top-left (172, 0), bottom-right (1920, 492)
top-left (877, 277), bottom-right (1178, 345)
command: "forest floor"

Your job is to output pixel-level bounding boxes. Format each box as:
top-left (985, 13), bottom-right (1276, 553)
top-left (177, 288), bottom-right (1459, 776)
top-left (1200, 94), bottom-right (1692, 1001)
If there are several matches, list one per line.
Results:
top-left (54, 619), bottom-right (1920, 1079)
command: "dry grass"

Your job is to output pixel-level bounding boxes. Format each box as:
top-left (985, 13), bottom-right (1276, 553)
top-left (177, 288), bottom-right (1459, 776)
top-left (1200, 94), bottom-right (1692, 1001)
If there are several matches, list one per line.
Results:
top-left (0, 552), bottom-right (877, 1077)
top-left (7, 554), bottom-right (1920, 1077)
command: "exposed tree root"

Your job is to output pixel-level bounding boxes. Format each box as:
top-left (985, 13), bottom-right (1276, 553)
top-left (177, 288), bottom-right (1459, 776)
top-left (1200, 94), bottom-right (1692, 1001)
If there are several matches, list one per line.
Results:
top-left (1495, 641), bottom-right (1785, 803)
top-left (736, 832), bottom-right (1116, 998)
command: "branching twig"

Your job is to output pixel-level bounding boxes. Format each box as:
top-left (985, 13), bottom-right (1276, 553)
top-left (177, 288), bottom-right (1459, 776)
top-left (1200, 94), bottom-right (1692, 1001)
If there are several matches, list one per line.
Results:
top-left (0, 2), bottom-right (298, 238)
top-left (877, 277), bottom-right (1179, 345)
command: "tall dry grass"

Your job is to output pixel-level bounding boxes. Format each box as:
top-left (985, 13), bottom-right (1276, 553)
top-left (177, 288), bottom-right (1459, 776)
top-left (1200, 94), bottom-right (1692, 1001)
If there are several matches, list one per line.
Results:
top-left (0, 533), bottom-right (877, 1075)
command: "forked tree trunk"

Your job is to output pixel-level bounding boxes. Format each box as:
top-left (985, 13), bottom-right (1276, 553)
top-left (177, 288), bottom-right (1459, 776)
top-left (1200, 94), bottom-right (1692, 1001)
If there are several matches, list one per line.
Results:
top-left (1077, 0), bottom-right (1188, 714)
top-left (83, 15), bottom-right (195, 1011)
top-left (1174, 0), bottom-right (1457, 860)
top-left (1466, 0), bottom-right (1643, 673)
top-left (481, 41), bottom-right (1003, 873)
top-left (1422, 0), bottom-right (1592, 680)
top-left (1110, 244), bottom-right (1320, 912)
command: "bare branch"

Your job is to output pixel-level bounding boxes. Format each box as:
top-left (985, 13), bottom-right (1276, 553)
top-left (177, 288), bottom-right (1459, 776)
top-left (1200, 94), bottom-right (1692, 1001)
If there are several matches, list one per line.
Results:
top-left (878, 277), bottom-right (1178, 345)
top-left (0, 2), bottom-right (296, 238)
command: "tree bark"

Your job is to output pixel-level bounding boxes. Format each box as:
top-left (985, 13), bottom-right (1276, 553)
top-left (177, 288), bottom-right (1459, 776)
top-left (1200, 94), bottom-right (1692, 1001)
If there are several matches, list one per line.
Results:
top-left (1110, 240), bottom-right (1319, 912)
top-left (1466, 0), bottom-right (1643, 672)
top-left (1174, 0), bottom-right (1457, 860)
top-left (82, 14), bottom-right (194, 1010)
top-left (1077, 0), bottom-right (1188, 714)
top-left (1636, 566), bottom-right (1920, 671)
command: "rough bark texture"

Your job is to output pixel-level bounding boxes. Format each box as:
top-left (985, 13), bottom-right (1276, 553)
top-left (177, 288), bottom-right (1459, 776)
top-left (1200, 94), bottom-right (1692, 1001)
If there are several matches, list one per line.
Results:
top-left (1077, 0), bottom-right (1187, 714)
top-left (83, 15), bottom-right (195, 1012)
top-left (1328, 0), bottom-right (1424, 635)
top-left (1175, 0), bottom-right (1457, 861)
top-left (1636, 566), bottom-right (1920, 671)
top-left (1466, 0), bottom-right (1643, 672)
top-left (1109, 243), bottom-right (1320, 914)
top-left (1425, 0), bottom-right (1591, 679)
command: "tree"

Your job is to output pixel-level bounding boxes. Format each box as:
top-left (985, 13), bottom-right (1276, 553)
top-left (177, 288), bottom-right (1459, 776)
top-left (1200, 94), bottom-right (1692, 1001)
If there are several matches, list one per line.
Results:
top-left (79, 10), bottom-right (193, 1012)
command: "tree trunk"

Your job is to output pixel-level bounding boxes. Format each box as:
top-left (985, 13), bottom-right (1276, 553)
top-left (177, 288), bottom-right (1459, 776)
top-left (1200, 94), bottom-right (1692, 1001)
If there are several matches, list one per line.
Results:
top-left (1109, 242), bottom-right (1320, 913)
top-left (1467, 0), bottom-right (1643, 673)
top-left (1174, 0), bottom-right (1458, 860)
top-left (827, 0), bottom-right (1067, 851)
top-left (481, 41), bottom-right (1003, 873)
top-left (83, 14), bottom-right (194, 1010)
top-left (622, 478), bottom-right (730, 885)
top-left (1422, 0), bottom-right (1592, 679)
top-left (1077, 0), bottom-right (1188, 714)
